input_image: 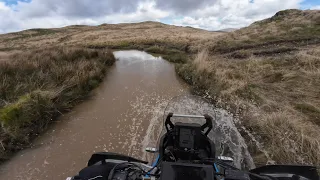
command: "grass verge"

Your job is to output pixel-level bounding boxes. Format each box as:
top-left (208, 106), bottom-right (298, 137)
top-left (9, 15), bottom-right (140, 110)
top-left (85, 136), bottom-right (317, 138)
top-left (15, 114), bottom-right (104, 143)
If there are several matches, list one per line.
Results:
top-left (176, 47), bottom-right (320, 167)
top-left (0, 47), bottom-right (115, 162)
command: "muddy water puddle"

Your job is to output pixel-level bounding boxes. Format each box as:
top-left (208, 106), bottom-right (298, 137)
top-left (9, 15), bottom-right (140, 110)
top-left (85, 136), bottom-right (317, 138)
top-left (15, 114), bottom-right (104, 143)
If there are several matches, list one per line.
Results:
top-left (0, 50), bottom-right (253, 180)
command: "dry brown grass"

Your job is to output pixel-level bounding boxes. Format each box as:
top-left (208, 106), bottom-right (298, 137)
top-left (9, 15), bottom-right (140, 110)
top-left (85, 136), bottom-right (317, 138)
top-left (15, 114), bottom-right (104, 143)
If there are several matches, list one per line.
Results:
top-left (0, 47), bottom-right (115, 161)
top-left (192, 49), bottom-right (212, 71)
top-left (177, 9), bottom-right (320, 167)
top-left (0, 22), bottom-right (223, 53)
top-left (178, 45), bottom-right (320, 166)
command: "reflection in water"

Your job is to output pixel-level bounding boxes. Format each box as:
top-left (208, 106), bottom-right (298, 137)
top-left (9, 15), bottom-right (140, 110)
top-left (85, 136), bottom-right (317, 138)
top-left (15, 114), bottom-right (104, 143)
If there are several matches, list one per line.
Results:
top-left (0, 50), bottom-right (253, 180)
top-left (114, 50), bottom-right (162, 61)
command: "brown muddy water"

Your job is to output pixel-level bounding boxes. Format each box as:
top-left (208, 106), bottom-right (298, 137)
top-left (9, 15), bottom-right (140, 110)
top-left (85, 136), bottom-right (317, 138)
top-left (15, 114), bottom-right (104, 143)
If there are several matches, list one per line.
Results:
top-left (0, 50), bottom-right (254, 180)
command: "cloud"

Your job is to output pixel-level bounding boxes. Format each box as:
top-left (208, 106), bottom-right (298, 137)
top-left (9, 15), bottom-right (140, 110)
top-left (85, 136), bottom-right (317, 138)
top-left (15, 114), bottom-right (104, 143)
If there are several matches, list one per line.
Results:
top-left (311, 5), bottom-right (320, 10)
top-left (0, 0), bottom-right (317, 33)
top-left (154, 0), bottom-right (216, 14)
top-left (13, 0), bottom-right (141, 18)
top-left (0, 0), bottom-right (169, 33)
top-left (101, 2), bottom-right (170, 23)
top-left (0, 2), bottom-right (9, 11)
top-left (171, 0), bottom-right (303, 30)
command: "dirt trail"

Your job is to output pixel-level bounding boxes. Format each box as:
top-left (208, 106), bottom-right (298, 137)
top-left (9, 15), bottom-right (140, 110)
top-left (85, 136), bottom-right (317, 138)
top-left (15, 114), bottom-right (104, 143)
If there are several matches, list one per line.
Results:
top-left (0, 50), bottom-right (254, 179)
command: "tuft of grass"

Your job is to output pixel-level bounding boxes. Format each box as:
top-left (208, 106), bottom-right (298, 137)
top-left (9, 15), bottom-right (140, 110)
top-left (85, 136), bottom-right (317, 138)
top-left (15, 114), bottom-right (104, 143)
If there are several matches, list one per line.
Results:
top-left (230, 50), bottom-right (252, 59)
top-left (0, 91), bottom-right (55, 139)
top-left (295, 103), bottom-right (320, 125)
top-left (250, 110), bottom-right (320, 166)
top-left (145, 45), bottom-right (188, 63)
top-left (87, 41), bottom-right (145, 50)
top-left (162, 53), bottom-right (188, 63)
top-left (0, 48), bottom-right (15, 52)
top-left (145, 45), bottom-right (168, 54)
top-left (0, 47), bottom-right (115, 161)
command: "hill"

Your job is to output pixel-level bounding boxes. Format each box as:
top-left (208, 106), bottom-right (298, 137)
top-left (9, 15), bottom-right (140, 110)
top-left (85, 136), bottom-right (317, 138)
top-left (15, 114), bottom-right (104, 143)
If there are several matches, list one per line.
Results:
top-left (217, 28), bottom-right (238, 32)
top-left (0, 21), bottom-right (222, 53)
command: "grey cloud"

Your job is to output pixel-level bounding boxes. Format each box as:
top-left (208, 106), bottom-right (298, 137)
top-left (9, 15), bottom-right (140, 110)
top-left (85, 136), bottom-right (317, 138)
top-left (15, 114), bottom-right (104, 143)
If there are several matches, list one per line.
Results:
top-left (154, 0), bottom-right (217, 14)
top-left (58, 0), bottom-right (140, 17)
top-left (16, 0), bottom-right (144, 18)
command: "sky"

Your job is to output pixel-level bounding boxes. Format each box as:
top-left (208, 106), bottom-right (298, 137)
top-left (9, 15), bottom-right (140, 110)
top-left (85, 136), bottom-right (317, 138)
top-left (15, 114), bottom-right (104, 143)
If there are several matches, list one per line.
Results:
top-left (0, 0), bottom-right (319, 34)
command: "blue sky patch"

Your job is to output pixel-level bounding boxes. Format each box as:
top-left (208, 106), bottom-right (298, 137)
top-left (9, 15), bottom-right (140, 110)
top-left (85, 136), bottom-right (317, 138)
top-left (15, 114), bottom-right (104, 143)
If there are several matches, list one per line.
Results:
top-left (1, 0), bottom-right (31, 5)
top-left (301, 0), bottom-right (320, 9)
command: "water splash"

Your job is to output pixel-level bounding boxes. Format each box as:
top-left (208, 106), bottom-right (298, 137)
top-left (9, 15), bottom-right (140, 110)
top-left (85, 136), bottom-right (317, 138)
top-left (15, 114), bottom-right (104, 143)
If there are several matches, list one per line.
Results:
top-left (142, 95), bottom-right (255, 169)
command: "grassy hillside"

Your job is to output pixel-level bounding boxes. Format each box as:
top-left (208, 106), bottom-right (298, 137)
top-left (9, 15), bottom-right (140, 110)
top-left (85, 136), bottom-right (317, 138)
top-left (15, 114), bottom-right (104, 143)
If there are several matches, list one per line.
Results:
top-left (0, 9), bottom-right (319, 167)
top-left (0, 21), bottom-right (223, 53)
top-left (177, 9), bottom-right (320, 166)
